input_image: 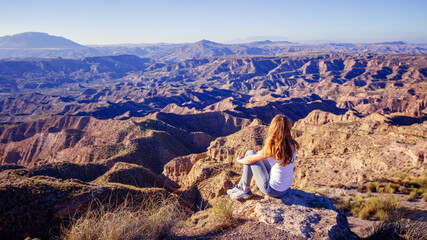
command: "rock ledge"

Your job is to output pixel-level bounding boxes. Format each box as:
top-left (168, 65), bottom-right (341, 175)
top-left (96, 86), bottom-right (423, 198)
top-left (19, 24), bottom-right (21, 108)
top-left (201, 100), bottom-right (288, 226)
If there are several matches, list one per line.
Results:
top-left (232, 189), bottom-right (357, 240)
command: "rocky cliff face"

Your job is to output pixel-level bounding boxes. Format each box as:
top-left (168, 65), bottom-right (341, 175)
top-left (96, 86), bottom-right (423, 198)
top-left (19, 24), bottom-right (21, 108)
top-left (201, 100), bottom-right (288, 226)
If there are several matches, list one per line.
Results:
top-left (0, 98), bottom-right (350, 168)
top-left (293, 111), bottom-right (427, 189)
top-left (0, 116), bottom-right (215, 173)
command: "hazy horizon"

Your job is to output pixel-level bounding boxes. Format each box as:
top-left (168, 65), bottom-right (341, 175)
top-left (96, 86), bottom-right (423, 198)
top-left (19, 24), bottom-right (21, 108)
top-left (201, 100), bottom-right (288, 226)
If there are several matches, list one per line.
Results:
top-left (1, 0), bottom-right (426, 45)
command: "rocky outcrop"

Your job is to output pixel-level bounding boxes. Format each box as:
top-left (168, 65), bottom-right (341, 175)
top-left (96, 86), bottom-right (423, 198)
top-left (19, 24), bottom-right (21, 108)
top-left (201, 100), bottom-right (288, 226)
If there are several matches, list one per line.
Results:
top-left (152, 111), bottom-right (253, 138)
top-left (0, 116), bottom-right (214, 172)
top-left (293, 111), bottom-right (427, 189)
top-left (92, 162), bottom-right (173, 190)
top-left (0, 162), bottom-right (169, 240)
top-left (294, 109), bottom-right (362, 128)
top-left (162, 153), bottom-right (207, 187)
top-left (231, 190), bottom-right (357, 239)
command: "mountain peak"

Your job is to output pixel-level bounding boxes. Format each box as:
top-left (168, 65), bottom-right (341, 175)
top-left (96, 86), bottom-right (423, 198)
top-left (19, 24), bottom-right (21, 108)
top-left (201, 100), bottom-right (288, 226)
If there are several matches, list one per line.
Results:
top-left (374, 41), bottom-right (407, 45)
top-left (195, 39), bottom-right (220, 45)
top-left (0, 32), bottom-right (83, 49)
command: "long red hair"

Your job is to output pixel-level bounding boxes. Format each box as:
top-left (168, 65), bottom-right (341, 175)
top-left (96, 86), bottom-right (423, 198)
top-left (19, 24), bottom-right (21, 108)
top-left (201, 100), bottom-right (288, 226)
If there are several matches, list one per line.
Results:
top-left (261, 115), bottom-right (299, 166)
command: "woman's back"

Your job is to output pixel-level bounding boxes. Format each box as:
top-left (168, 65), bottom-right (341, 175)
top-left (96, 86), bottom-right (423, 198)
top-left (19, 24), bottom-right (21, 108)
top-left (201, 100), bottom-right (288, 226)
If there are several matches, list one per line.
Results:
top-left (268, 151), bottom-right (296, 192)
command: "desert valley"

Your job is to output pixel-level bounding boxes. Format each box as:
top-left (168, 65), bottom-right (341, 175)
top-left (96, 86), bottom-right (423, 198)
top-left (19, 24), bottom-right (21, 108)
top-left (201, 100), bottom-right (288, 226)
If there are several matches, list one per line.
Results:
top-left (0, 32), bottom-right (426, 239)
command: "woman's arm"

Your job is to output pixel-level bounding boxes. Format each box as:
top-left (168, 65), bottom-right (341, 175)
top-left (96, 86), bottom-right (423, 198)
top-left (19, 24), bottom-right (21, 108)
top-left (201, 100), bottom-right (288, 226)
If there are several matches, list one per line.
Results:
top-left (236, 151), bottom-right (267, 165)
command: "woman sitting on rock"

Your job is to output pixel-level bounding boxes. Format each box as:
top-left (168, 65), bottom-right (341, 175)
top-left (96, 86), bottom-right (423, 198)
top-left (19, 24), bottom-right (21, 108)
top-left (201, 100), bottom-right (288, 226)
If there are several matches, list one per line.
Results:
top-left (228, 115), bottom-right (299, 199)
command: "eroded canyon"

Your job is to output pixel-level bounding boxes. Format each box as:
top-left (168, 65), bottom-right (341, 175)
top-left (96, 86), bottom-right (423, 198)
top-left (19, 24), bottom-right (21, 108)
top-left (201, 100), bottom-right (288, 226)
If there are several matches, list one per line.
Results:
top-left (0, 52), bottom-right (426, 239)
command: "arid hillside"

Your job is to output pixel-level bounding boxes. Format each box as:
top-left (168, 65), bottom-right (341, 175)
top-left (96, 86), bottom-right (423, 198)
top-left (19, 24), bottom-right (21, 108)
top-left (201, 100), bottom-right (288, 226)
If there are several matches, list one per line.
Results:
top-left (0, 52), bottom-right (426, 239)
top-left (1, 53), bottom-right (426, 123)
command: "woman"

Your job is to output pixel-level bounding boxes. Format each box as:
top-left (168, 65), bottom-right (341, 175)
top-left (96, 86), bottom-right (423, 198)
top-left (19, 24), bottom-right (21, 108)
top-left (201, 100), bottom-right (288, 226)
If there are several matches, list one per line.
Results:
top-left (227, 115), bottom-right (299, 199)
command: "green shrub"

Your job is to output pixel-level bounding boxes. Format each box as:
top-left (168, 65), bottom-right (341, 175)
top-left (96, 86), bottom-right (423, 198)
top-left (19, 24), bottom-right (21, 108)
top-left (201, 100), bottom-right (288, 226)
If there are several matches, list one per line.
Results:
top-left (395, 172), bottom-right (408, 180)
top-left (384, 183), bottom-right (399, 194)
top-left (413, 176), bottom-right (427, 189)
top-left (336, 196), bottom-right (352, 213)
top-left (407, 189), bottom-right (418, 200)
top-left (352, 195), bottom-right (401, 221)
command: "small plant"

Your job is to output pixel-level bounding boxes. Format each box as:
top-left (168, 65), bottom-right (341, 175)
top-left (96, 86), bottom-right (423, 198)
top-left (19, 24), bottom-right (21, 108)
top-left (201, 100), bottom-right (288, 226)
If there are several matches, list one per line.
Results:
top-left (357, 182), bottom-right (365, 192)
top-left (336, 196), bottom-right (352, 213)
top-left (384, 182), bottom-right (398, 194)
top-left (345, 182), bottom-right (353, 190)
top-left (395, 172), bottom-right (408, 180)
top-left (413, 176), bottom-right (427, 189)
top-left (407, 189), bottom-right (418, 200)
top-left (398, 186), bottom-right (409, 194)
top-left (210, 198), bottom-right (236, 227)
top-left (333, 182), bottom-right (343, 188)
top-left (366, 182), bottom-right (377, 193)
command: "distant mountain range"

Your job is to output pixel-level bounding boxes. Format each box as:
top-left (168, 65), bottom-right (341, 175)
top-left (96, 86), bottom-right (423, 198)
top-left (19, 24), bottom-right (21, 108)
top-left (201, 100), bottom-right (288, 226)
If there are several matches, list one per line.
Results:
top-left (0, 32), bottom-right (425, 61)
top-left (0, 32), bottom-right (84, 49)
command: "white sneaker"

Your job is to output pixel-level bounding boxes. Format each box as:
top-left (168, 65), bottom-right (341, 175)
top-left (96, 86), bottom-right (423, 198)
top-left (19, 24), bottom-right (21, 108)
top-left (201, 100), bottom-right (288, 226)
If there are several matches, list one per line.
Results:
top-left (227, 185), bottom-right (240, 195)
top-left (230, 186), bottom-right (253, 200)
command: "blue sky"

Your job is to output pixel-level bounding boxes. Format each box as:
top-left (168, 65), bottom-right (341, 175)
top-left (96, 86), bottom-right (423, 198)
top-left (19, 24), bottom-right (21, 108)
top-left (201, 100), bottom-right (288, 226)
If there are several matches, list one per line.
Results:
top-left (1, 0), bottom-right (426, 44)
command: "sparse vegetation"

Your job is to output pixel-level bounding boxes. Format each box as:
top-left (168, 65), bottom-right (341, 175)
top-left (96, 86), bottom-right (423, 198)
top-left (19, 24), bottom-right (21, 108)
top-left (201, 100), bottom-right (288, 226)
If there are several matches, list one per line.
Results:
top-left (61, 195), bottom-right (188, 240)
top-left (355, 173), bottom-right (426, 201)
top-left (336, 195), bottom-right (352, 213)
top-left (365, 217), bottom-right (427, 240)
top-left (336, 194), bottom-right (401, 221)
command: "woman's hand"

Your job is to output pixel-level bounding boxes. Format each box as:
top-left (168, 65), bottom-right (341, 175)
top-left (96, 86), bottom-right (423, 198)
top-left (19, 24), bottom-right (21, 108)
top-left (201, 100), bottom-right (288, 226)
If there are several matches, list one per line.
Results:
top-left (236, 152), bottom-right (267, 165)
top-left (236, 156), bottom-right (245, 164)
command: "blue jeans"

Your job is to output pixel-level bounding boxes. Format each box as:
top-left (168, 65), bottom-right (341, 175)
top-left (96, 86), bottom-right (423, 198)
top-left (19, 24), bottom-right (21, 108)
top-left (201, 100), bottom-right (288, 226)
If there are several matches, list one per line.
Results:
top-left (238, 150), bottom-right (289, 198)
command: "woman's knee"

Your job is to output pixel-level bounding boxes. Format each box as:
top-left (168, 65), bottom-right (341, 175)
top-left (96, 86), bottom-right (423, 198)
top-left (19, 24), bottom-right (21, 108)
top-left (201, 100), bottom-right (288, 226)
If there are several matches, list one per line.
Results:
top-left (245, 150), bottom-right (257, 157)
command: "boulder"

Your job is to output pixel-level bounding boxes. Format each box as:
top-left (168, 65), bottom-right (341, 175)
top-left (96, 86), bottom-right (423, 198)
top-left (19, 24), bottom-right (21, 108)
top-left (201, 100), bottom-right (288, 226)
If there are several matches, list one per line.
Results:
top-left (232, 189), bottom-right (357, 240)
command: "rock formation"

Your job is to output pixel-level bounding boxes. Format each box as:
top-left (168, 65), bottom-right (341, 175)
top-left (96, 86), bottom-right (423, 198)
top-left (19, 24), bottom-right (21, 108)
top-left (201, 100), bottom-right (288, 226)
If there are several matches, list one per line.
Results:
top-left (231, 190), bottom-right (357, 239)
top-left (0, 161), bottom-right (171, 239)
top-left (0, 116), bottom-right (213, 173)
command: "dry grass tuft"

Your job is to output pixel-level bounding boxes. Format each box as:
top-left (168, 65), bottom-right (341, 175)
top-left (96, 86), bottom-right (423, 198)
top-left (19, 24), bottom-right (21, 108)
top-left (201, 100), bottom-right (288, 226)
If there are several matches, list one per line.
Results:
top-left (336, 194), bottom-right (402, 221)
top-left (355, 195), bottom-right (401, 221)
top-left (356, 173), bottom-right (426, 201)
top-left (61, 195), bottom-right (188, 240)
top-left (210, 198), bottom-right (236, 227)
top-left (365, 217), bottom-right (427, 240)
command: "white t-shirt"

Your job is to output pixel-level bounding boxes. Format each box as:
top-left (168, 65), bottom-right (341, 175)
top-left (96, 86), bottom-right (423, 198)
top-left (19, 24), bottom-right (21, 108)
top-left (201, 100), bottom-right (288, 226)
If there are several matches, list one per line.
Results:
top-left (267, 151), bottom-right (296, 192)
